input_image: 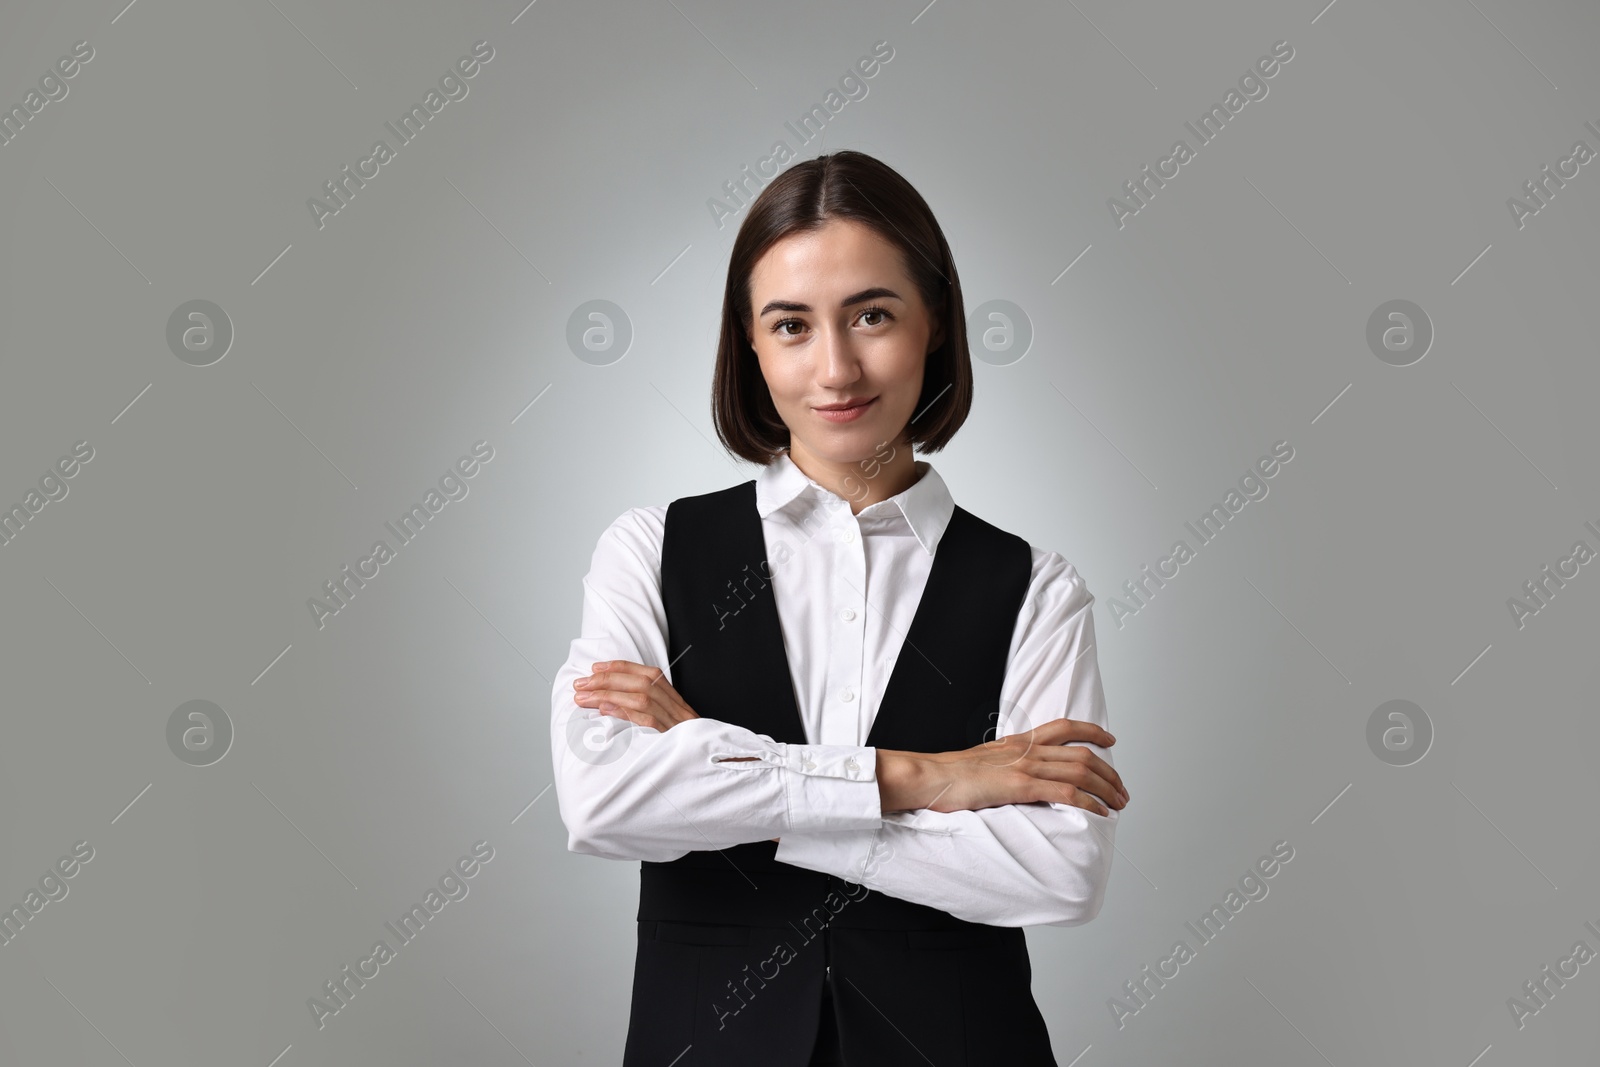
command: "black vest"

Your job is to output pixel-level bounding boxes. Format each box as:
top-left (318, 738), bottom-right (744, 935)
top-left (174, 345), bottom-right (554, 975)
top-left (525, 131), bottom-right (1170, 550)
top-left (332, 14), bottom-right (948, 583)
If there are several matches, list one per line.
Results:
top-left (639, 477), bottom-right (1033, 930)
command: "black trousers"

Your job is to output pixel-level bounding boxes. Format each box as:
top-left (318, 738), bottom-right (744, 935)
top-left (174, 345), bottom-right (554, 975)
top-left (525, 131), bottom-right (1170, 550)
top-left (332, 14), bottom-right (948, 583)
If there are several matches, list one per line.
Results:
top-left (621, 920), bottom-right (1059, 1066)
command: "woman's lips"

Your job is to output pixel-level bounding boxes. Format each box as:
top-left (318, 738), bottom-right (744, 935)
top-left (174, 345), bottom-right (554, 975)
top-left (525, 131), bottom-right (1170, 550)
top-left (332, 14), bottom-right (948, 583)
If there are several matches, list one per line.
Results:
top-left (814, 397), bottom-right (876, 423)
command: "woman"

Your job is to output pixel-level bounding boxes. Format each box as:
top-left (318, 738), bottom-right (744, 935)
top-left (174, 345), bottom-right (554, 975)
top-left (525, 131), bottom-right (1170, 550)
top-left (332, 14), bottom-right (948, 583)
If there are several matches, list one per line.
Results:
top-left (551, 150), bottom-right (1129, 1066)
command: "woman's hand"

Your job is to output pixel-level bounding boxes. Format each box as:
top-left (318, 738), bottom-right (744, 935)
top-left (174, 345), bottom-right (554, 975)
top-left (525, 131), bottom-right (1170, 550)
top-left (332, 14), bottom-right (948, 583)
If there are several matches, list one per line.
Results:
top-left (573, 660), bottom-right (700, 731)
top-left (878, 718), bottom-right (1128, 817)
top-left (575, 661), bottom-right (773, 840)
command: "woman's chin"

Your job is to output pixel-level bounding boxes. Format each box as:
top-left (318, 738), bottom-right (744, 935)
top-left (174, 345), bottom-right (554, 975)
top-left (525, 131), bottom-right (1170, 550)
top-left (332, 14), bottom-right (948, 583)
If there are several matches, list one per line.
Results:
top-left (794, 436), bottom-right (894, 469)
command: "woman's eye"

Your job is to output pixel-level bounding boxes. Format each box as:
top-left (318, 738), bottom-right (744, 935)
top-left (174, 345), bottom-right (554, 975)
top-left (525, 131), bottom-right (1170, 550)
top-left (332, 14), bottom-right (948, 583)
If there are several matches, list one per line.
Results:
top-left (859, 306), bottom-right (892, 326)
top-left (770, 307), bottom-right (891, 336)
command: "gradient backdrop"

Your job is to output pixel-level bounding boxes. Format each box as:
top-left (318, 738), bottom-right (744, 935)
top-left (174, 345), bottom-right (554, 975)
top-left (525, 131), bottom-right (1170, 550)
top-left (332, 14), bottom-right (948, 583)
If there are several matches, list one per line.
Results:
top-left (1, 0), bottom-right (1597, 1064)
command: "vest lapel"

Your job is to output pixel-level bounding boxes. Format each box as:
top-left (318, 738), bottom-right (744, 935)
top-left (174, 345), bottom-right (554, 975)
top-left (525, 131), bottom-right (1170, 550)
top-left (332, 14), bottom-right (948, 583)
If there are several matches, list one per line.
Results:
top-left (662, 480), bottom-right (809, 745)
top-left (865, 505), bottom-right (1028, 754)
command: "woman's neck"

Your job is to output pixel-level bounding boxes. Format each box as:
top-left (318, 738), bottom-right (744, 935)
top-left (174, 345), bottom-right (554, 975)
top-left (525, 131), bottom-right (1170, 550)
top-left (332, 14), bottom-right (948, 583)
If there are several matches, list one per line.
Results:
top-left (786, 439), bottom-right (920, 514)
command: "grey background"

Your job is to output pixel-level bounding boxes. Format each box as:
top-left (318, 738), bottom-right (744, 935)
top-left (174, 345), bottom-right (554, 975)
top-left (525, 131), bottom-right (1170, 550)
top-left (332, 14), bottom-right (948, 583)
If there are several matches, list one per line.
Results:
top-left (1, 0), bottom-right (1596, 1063)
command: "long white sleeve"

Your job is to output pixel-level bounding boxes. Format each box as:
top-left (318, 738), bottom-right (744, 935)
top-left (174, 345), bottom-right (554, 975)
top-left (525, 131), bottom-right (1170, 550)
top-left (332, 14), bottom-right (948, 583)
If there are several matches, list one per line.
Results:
top-left (773, 551), bottom-right (1119, 928)
top-left (550, 507), bottom-right (884, 862)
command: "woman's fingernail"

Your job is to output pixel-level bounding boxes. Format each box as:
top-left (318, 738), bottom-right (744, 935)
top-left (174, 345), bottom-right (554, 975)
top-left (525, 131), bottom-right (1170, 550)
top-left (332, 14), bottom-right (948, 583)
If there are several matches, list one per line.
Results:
top-left (574, 678), bottom-right (589, 688)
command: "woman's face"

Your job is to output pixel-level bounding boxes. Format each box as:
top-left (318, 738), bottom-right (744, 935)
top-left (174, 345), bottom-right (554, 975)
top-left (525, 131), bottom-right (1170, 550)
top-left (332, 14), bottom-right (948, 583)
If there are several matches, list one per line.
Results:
top-left (746, 217), bottom-right (944, 469)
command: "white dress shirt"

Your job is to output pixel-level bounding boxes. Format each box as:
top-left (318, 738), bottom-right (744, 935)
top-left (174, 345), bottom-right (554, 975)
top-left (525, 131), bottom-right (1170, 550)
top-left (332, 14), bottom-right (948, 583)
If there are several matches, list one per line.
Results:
top-left (549, 451), bottom-right (1118, 928)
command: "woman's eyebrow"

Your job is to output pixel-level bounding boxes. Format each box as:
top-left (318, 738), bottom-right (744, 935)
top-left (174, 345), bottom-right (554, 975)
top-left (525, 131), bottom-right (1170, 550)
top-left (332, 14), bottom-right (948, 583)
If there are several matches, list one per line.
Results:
top-left (758, 286), bottom-right (903, 316)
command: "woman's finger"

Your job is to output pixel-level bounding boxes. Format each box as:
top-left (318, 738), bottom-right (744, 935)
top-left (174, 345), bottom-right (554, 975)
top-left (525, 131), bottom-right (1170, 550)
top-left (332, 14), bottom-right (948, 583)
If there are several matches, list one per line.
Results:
top-left (1020, 759), bottom-right (1126, 809)
top-left (1055, 785), bottom-right (1111, 817)
top-left (578, 684), bottom-right (686, 733)
top-left (588, 660), bottom-right (670, 686)
top-left (1012, 776), bottom-right (1113, 816)
top-left (981, 733), bottom-right (1129, 800)
top-left (579, 663), bottom-right (699, 731)
top-left (582, 690), bottom-right (642, 715)
top-left (579, 670), bottom-right (644, 694)
top-left (581, 663), bottom-right (679, 700)
top-left (1027, 747), bottom-right (1128, 799)
top-left (1027, 718), bottom-right (1116, 749)
top-left (593, 699), bottom-right (669, 731)
top-left (578, 688), bottom-right (640, 716)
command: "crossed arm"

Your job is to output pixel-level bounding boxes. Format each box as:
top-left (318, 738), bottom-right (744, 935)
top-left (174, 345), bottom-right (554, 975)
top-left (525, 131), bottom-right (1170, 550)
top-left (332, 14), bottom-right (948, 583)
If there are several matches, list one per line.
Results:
top-left (574, 669), bottom-right (1124, 818)
top-left (550, 507), bottom-right (1128, 928)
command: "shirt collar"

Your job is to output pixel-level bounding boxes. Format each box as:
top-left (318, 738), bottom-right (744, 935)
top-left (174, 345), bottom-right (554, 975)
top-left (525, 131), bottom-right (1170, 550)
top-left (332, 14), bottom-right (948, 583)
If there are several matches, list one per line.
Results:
top-left (754, 450), bottom-right (954, 556)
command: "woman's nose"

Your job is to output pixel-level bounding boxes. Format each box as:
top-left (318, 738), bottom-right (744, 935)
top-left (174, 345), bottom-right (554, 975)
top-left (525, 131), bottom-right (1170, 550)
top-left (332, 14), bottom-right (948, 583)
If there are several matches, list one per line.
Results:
top-left (815, 330), bottom-right (862, 385)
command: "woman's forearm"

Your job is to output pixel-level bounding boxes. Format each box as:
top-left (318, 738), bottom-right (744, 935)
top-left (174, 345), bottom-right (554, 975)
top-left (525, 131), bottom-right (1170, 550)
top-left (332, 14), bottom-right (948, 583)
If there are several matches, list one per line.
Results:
top-left (876, 749), bottom-right (931, 813)
top-left (555, 710), bottom-right (883, 860)
top-left (874, 718), bottom-right (1126, 817)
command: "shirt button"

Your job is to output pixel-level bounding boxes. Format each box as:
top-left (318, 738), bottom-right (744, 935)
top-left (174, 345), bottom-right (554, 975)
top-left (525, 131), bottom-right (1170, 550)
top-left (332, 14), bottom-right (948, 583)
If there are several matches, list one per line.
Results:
top-left (841, 529), bottom-right (855, 543)
top-left (802, 755), bottom-right (816, 771)
top-left (840, 608), bottom-right (856, 622)
top-left (844, 757), bottom-right (860, 777)
top-left (841, 688), bottom-right (855, 703)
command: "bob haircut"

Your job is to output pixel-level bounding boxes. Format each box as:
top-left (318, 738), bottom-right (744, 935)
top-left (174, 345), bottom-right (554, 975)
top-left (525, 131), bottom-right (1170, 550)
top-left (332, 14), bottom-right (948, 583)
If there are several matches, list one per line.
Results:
top-left (711, 150), bottom-right (973, 465)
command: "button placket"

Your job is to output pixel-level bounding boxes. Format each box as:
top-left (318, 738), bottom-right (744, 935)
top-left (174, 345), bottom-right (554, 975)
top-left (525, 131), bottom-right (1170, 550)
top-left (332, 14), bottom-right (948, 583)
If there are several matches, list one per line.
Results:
top-left (826, 512), bottom-right (866, 747)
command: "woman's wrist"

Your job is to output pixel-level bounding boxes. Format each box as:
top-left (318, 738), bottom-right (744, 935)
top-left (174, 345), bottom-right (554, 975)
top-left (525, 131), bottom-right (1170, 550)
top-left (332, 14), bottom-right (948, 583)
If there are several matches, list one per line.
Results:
top-left (876, 749), bottom-right (931, 814)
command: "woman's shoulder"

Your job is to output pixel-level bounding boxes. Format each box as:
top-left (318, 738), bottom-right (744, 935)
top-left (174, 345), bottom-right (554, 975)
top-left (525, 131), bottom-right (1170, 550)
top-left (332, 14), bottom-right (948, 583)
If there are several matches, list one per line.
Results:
top-left (956, 506), bottom-right (1087, 591)
top-left (1019, 542), bottom-right (1094, 627)
top-left (1025, 542), bottom-right (1085, 586)
top-left (581, 505), bottom-right (671, 594)
top-left (591, 475), bottom-right (759, 560)
top-left (584, 504), bottom-right (665, 568)
top-left (595, 503), bottom-right (669, 552)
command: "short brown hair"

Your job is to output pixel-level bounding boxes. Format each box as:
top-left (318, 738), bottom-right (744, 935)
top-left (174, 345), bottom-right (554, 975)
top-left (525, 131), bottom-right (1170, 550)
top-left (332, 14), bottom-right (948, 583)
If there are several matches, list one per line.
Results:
top-left (711, 150), bottom-right (972, 465)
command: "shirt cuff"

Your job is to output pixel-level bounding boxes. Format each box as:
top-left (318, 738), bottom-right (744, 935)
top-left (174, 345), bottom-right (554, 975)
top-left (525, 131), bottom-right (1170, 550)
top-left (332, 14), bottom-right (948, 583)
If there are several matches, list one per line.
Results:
top-left (777, 744), bottom-right (882, 834)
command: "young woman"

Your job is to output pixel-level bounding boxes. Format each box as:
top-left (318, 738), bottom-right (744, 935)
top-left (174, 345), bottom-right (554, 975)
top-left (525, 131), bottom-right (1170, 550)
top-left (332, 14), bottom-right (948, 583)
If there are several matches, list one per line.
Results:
top-left (551, 150), bottom-right (1129, 1066)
